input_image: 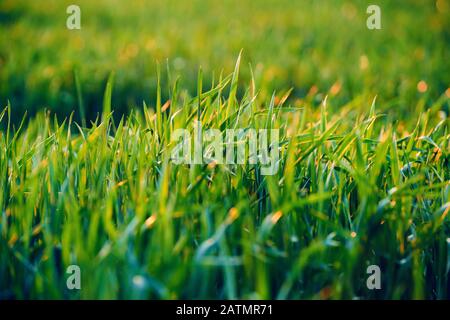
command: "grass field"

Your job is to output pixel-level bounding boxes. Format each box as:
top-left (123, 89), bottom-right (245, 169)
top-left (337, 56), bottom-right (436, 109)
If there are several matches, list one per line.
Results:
top-left (0, 0), bottom-right (449, 299)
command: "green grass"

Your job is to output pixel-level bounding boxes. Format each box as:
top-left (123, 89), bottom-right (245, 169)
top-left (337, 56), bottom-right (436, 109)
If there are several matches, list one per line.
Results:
top-left (0, 61), bottom-right (449, 298)
top-left (0, 0), bottom-right (449, 300)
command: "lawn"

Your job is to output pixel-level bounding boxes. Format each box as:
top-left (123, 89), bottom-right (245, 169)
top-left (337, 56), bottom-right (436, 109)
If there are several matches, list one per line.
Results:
top-left (0, 0), bottom-right (449, 299)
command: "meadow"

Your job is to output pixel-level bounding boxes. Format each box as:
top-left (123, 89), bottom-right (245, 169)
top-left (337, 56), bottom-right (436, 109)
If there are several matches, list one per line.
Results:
top-left (0, 0), bottom-right (449, 299)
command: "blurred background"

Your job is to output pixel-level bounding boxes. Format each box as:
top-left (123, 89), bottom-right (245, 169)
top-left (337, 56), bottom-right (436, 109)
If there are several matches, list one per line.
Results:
top-left (0, 0), bottom-right (449, 124)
